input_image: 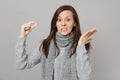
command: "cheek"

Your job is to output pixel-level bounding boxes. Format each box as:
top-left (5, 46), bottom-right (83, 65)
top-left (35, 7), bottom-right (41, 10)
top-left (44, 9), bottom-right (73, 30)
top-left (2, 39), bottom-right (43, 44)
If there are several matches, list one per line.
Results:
top-left (56, 22), bottom-right (60, 27)
top-left (56, 23), bottom-right (59, 30)
top-left (68, 23), bottom-right (74, 30)
top-left (68, 26), bottom-right (74, 32)
top-left (56, 26), bottom-right (60, 31)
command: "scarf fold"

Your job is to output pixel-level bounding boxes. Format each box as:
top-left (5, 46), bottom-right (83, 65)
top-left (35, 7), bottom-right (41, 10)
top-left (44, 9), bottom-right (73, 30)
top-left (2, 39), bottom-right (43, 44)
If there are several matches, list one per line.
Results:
top-left (56, 32), bottom-right (74, 47)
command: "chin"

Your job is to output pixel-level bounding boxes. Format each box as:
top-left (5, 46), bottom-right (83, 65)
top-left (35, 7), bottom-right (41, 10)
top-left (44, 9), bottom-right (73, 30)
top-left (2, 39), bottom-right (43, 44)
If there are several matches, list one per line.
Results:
top-left (60, 32), bottom-right (71, 36)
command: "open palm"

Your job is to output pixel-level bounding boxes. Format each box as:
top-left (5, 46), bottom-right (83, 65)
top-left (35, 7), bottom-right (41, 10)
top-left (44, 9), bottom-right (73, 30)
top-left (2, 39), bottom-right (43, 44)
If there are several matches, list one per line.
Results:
top-left (79, 28), bottom-right (97, 46)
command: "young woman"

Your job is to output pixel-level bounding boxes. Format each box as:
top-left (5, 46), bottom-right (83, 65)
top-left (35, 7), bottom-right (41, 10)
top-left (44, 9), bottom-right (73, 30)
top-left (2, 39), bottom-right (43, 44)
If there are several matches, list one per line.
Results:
top-left (16, 5), bottom-right (97, 80)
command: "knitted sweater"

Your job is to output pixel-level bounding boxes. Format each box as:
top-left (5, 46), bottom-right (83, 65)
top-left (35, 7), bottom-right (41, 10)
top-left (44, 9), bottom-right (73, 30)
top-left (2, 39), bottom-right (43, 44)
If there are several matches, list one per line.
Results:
top-left (15, 35), bottom-right (91, 80)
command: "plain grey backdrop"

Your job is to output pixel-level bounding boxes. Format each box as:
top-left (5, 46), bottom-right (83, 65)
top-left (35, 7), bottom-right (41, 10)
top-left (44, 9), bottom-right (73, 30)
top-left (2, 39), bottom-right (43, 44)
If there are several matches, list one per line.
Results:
top-left (0, 0), bottom-right (120, 80)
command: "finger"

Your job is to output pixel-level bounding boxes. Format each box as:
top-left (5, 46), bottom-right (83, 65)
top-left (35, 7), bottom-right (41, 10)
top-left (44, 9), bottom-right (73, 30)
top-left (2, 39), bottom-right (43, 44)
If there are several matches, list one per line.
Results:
top-left (24, 26), bottom-right (31, 31)
top-left (84, 28), bottom-right (97, 37)
top-left (88, 29), bottom-right (97, 37)
top-left (29, 21), bottom-right (37, 27)
top-left (85, 38), bottom-right (92, 44)
top-left (90, 27), bottom-right (97, 33)
top-left (88, 38), bottom-right (92, 41)
top-left (21, 23), bottom-right (30, 31)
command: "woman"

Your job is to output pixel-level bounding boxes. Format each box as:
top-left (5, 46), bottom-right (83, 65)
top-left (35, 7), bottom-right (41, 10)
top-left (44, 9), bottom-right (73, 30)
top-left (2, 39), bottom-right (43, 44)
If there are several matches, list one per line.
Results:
top-left (16, 5), bottom-right (97, 80)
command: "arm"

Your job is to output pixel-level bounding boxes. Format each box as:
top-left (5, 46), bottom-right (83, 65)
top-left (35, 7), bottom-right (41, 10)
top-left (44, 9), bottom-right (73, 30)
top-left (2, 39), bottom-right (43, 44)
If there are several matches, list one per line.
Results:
top-left (76, 28), bottom-right (97, 80)
top-left (15, 36), bottom-right (42, 70)
top-left (76, 45), bottom-right (91, 80)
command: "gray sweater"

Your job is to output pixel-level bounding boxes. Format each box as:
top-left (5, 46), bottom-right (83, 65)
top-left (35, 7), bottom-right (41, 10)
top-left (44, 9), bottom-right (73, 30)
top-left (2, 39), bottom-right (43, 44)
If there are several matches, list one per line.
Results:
top-left (15, 36), bottom-right (91, 80)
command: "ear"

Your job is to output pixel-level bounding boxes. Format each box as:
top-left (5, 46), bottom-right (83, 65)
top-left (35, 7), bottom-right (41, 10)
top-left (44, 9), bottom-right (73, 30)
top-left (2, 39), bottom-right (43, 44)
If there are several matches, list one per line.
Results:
top-left (74, 23), bottom-right (76, 27)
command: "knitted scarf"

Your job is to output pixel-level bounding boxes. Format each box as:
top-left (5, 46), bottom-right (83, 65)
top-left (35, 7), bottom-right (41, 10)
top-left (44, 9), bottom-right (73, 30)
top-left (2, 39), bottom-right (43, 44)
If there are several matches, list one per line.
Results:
top-left (44, 32), bottom-right (74, 80)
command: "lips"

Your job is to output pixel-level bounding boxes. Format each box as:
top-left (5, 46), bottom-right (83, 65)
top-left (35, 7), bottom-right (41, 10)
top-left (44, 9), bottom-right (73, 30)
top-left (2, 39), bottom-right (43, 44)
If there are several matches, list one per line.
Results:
top-left (61, 28), bottom-right (67, 32)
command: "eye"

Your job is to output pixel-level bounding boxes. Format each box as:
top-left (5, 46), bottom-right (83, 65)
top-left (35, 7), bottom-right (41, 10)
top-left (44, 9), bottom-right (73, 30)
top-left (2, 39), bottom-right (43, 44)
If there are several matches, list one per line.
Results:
top-left (66, 18), bottom-right (71, 22)
top-left (57, 18), bottom-right (62, 22)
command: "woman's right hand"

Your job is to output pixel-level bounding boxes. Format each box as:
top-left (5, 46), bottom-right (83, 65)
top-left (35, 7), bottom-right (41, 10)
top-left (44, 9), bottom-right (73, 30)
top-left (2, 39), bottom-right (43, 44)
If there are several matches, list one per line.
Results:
top-left (20, 21), bottom-right (37, 37)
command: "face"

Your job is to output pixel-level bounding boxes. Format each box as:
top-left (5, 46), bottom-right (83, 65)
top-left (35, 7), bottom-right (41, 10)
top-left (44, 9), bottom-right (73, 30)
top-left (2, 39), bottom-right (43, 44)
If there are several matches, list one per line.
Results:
top-left (56, 10), bottom-right (76, 36)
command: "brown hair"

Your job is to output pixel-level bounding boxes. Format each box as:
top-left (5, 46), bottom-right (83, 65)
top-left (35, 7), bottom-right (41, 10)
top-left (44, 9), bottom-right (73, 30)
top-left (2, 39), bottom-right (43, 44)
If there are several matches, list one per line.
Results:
top-left (40, 5), bottom-right (90, 58)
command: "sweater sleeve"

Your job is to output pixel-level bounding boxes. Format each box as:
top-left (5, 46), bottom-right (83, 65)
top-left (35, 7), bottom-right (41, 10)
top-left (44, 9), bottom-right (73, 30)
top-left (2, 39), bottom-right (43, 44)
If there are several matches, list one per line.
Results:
top-left (15, 37), bottom-right (42, 70)
top-left (76, 45), bottom-right (91, 80)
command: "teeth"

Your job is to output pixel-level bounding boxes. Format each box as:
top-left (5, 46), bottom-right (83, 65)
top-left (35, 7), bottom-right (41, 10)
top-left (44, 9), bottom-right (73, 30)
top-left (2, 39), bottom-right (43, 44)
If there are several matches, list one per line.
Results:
top-left (61, 28), bottom-right (67, 32)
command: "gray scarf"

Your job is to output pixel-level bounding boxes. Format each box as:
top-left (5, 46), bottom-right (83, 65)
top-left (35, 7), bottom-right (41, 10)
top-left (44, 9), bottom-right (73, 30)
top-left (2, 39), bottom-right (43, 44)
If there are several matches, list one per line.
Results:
top-left (47, 32), bottom-right (74, 58)
top-left (56, 32), bottom-right (74, 47)
top-left (44, 32), bottom-right (74, 80)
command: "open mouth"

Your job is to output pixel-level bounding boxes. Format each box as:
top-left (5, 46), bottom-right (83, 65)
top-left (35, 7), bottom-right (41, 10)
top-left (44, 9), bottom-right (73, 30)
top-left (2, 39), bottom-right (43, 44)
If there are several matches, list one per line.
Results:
top-left (61, 28), bottom-right (67, 32)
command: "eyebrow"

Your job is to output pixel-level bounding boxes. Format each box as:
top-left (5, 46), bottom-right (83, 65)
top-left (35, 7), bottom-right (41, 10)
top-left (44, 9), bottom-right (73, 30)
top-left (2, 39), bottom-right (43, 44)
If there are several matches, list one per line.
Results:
top-left (57, 16), bottom-right (72, 18)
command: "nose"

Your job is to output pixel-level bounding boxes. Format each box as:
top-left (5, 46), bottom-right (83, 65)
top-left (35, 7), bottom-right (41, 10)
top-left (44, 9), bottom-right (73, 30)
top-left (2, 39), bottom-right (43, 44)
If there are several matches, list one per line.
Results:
top-left (61, 21), bottom-right (66, 26)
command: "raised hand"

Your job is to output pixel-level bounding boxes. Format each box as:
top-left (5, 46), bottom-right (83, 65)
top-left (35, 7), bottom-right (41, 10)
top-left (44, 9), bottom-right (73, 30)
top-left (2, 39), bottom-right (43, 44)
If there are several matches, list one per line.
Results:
top-left (20, 21), bottom-right (37, 37)
top-left (78, 27), bottom-right (97, 46)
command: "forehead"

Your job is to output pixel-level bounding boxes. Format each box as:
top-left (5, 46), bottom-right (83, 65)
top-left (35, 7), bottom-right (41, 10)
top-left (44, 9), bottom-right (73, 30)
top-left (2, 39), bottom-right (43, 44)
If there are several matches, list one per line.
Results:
top-left (58, 10), bottom-right (73, 17)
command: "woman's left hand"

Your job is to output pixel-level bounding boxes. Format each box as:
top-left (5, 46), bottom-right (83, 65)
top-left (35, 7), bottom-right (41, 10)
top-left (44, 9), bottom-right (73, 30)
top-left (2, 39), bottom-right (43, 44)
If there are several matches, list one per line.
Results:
top-left (78, 27), bottom-right (97, 46)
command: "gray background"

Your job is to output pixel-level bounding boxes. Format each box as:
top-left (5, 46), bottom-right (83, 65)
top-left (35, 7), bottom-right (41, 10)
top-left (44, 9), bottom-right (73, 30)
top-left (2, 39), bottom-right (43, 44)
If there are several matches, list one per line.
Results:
top-left (0, 0), bottom-right (120, 80)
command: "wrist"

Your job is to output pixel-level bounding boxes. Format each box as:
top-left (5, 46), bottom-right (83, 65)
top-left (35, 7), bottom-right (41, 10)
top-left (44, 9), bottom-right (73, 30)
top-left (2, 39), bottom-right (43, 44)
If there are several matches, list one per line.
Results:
top-left (78, 40), bottom-right (84, 46)
top-left (78, 43), bottom-right (85, 46)
top-left (20, 33), bottom-right (26, 38)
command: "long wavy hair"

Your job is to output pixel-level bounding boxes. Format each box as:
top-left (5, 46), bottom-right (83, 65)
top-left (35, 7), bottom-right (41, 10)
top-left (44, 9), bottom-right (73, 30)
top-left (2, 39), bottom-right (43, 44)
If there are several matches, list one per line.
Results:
top-left (40, 5), bottom-right (90, 58)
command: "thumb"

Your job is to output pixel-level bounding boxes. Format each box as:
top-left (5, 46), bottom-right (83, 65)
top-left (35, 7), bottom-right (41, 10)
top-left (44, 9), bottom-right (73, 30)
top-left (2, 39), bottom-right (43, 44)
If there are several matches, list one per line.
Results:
top-left (29, 21), bottom-right (38, 30)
